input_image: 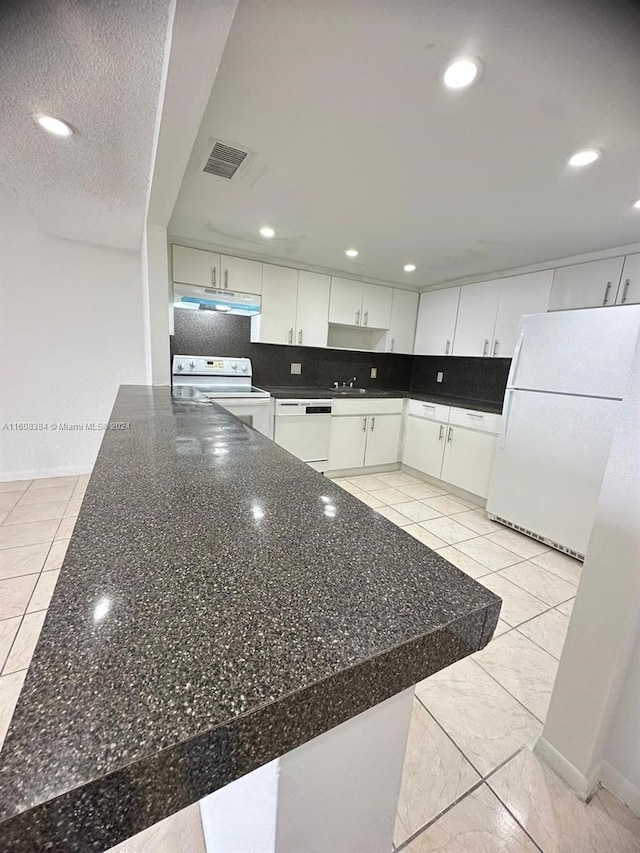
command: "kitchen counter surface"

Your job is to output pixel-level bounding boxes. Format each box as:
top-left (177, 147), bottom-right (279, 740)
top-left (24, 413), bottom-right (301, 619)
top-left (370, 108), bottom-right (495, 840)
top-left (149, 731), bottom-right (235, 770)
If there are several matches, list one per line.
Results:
top-left (0, 386), bottom-right (500, 852)
top-left (264, 385), bottom-right (503, 413)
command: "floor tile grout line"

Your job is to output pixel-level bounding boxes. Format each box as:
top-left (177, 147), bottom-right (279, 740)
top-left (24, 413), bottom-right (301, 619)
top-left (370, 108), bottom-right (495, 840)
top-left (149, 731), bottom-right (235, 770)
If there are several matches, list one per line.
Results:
top-left (495, 563), bottom-right (578, 604)
top-left (484, 775), bottom-right (546, 853)
top-left (415, 695), bottom-right (485, 780)
top-left (471, 654), bottom-right (547, 727)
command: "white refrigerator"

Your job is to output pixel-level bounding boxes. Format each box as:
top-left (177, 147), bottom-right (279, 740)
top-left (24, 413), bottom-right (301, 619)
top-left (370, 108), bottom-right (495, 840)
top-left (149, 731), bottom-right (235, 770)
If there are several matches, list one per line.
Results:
top-left (487, 306), bottom-right (640, 559)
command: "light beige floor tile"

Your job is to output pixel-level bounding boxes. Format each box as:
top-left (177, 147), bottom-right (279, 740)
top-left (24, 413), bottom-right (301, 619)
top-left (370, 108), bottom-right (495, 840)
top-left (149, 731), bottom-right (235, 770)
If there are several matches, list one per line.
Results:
top-left (0, 493), bottom-right (22, 511)
top-left (376, 506), bottom-right (412, 526)
top-left (0, 575), bottom-right (39, 619)
top-left (486, 528), bottom-right (550, 559)
top-left (394, 700), bottom-right (480, 846)
top-left (343, 475), bottom-right (387, 492)
top-left (55, 516), bottom-right (77, 540)
top-left (405, 783), bottom-right (539, 852)
top-left (0, 617), bottom-right (21, 670)
top-left (3, 610), bottom-right (47, 674)
top-left (64, 497), bottom-right (85, 517)
top-left (368, 487), bottom-right (413, 505)
top-left (0, 543), bottom-right (50, 580)
top-left (493, 619), bottom-right (511, 638)
top-left (0, 519), bottom-right (59, 550)
top-left (44, 539), bottom-right (71, 571)
top-left (0, 480), bottom-right (32, 493)
top-left (556, 598), bottom-right (575, 617)
top-left (499, 563), bottom-right (577, 606)
top-left (353, 491), bottom-right (384, 508)
top-left (416, 658), bottom-right (542, 777)
top-left (529, 550), bottom-right (583, 586)
top-left (405, 525), bottom-right (447, 550)
top-left (17, 485), bottom-right (75, 506)
top-left (436, 546), bottom-right (491, 579)
top-left (397, 483), bottom-right (447, 500)
top-left (474, 631), bottom-right (559, 722)
top-left (375, 472), bottom-right (420, 488)
top-left (488, 748), bottom-right (640, 853)
top-left (395, 501), bottom-right (443, 523)
top-left (28, 475), bottom-right (78, 490)
top-left (332, 478), bottom-right (363, 495)
top-left (517, 609), bottom-right (570, 659)
top-left (0, 509), bottom-right (8, 525)
top-left (0, 669), bottom-right (26, 750)
top-left (423, 495), bottom-right (472, 516)
top-left (105, 802), bottom-right (206, 853)
top-left (454, 537), bottom-right (522, 571)
top-left (4, 501), bottom-right (69, 526)
top-left (477, 574), bottom-right (548, 628)
top-left (450, 510), bottom-right (505, 535)
top-left (27, 570), bottom-right (60, 613)
top-left (76, 474), bottom-right (91, 488)
top-left (419, 517), bottom-right (478, 546)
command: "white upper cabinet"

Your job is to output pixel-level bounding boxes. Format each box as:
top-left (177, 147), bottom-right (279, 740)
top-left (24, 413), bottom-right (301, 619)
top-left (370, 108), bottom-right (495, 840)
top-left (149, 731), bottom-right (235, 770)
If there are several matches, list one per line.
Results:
top-left (328, 277), bottom-right (392, 329)
top-left (172, 245), bottom-right (221, 288)
top-left (491, 270), bottom-right (553, 357)
top-left (386, 289), bottom-right (418, 353)
top-left (452, 280), bottom-right (501, 356)
top-left (252, 264), bottom-right (298, 345)
top-left (414, 287), bottom-right (460, 355)
top-left (296, 271), bottom-right (330, 347)
top-left (616, 254), bottom-right (640, 305)
top-left (361, 283), bottom-right (392, 329)
top-left (548, 257), bottom-right (625, 311)
top-left (220, 255), bottom-right (263, 294)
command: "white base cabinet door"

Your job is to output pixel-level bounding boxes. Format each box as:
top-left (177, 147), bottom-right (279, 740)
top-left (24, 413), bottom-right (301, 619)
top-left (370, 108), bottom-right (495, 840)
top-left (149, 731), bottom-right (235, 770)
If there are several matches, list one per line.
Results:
top-left (402, 416), bottom-right (446, 478)
top-left (440, 426), bottom-right (498, 499)
top-left (414, 288), bottom-right (460, 355)
top-left (328, 416), bottom-right (368, 470)
top-left (364, 415), bottom-right (402, 467)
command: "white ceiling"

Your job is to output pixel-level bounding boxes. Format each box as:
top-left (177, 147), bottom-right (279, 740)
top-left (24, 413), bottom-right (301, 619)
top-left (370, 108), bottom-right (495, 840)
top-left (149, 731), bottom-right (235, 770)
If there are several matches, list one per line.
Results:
top-left (169, 0), bottom-right (640, 289)
top-left (0, 0), bottom-right (171, 251)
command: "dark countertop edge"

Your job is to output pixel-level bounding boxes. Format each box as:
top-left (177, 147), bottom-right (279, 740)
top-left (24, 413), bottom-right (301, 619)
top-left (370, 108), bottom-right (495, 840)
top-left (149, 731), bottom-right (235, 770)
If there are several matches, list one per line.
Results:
top-left (0, 602), bottom-right (500, 852)
top-left (263, 387), bottom-right (503, 414)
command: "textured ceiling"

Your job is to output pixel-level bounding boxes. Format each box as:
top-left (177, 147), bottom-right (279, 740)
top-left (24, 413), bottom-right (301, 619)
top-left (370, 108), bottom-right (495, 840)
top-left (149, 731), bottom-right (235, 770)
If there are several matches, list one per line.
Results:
top-left (170, 0), bottom-right (640, 288)
top-left (0, 0), bottom-right (170, 251)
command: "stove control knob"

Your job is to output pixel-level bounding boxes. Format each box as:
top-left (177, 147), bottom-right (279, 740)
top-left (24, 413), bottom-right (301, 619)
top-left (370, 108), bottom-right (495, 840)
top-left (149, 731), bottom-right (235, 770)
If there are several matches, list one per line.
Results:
top-left (189, 361), bottom-right (196, 369)
top-left (176, 362), bottom-right (183, 371)
top-left (241, 364), bottom-right (249, 372)
top-left (231, 362), bottom-right (238, 370)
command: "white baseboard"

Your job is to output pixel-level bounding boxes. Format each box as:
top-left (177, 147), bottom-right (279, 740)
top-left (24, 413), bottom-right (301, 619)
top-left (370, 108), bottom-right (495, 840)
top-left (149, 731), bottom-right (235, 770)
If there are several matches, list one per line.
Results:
top-left (533, 737), bottom-right (599, 801)
top-left (1, 464), bottom-right (94, 482)
top-left (400, 464), bottom-right (486, 507)
top-left (600, 761), bottom-right (640, 817)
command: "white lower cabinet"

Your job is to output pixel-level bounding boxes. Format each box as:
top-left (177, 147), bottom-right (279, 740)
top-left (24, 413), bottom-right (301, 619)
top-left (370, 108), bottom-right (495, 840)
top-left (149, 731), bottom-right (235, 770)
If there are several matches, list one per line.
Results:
top-left (402, 416), bottom-right (446, 478)
top-left (440, 426), bottom-right (498, 498)
top-left (327, 416), bottom-right (368, 470)
top-left (364, 415), bottom-right (402, 466)
top-left (328, 400), bottom-right (404, 470)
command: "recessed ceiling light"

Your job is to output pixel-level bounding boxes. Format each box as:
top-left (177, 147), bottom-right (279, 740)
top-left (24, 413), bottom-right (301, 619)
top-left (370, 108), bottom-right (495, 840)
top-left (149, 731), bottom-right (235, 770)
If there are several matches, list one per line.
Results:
top-left (34, 114), bottom-right (73, 137)
top-left (633, 199), bottom-right (640, 210)
top-left (441, 57), bottom-right (480, 90)
top-left (403, 263), bottom-right (417, 272)
top-left (568, 149), bottom-right (601, 167)
top-left (345, 248), bottom-right (359, 258)
top-left (259, 226), bottom-right (275, 238)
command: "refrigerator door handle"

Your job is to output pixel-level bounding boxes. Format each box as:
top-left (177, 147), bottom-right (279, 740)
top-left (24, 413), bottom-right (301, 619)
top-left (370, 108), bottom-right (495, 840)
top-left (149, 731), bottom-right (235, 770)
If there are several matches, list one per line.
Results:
top-left (508, 330), bottom-right (526, 387)
top-left (499, 389), bottom-right (514, 449)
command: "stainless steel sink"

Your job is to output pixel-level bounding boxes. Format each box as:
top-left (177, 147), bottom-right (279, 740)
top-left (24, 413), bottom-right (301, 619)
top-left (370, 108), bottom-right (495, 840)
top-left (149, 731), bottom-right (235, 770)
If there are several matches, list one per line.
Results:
top-left (330, 387), bottom-right (368, 395)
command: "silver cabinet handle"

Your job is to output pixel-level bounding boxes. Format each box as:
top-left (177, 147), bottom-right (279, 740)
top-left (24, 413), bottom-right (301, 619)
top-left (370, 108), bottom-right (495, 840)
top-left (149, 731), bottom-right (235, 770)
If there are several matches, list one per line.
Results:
top-left (603, 281), bottom-right (612, 305)
top-left (370, 416), bottom-right (375, 432)
top-left (298, 329), bottom-right (303, 344)
top-left (364, 310), bottom-right (368, 326)
top-left (224, 269), bottom-right (229, 289)
top-left (390, 338), bottom-right (394, 352)
top-left (211, 267), bottom-right (216, 286)
top-left (355, 309), bottom-right (361, 325)
top-left (621, 279), bottom-right (631, 304)
top-left (447, 426), bottom-right (453, 443)
top-left (483, 339), bottom-right (490, 356)
top-left (445, 339), bottom-right (450, 355)
top-left (288, 328), bottom-right (293, 344)
top-left (493, 340), bottom-right (499, 357)
top-left (439, 424), bottom-right (444, 441)
top-left (423, 404), bottom-right (435, 410)
top-left (467, 412), bottom-right (483, 419)
top-left (362, 418), bottom-right (367, 431)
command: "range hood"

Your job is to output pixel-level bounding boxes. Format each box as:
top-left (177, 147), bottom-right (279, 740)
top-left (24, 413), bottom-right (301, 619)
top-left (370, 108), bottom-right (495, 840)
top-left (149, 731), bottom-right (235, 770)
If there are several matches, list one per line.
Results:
top-left (173, 282), bottom-right (261, 316)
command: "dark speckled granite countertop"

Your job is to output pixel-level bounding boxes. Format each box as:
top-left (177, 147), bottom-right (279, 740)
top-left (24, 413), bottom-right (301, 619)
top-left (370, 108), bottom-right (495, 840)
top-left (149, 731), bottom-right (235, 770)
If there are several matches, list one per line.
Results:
top-left (0, 386), bottom-right (500, 852)
top-left (264, 386), bottom-right (503, 413)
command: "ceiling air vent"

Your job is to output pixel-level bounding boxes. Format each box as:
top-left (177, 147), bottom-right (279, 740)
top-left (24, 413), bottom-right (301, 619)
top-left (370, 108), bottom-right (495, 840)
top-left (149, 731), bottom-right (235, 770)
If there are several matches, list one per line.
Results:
top-left (203, 141), bottom-right (248, 179)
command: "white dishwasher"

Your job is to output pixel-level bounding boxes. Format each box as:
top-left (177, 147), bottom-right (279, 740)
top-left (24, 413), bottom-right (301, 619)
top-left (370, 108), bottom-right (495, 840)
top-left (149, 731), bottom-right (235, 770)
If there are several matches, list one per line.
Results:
top-left (274, 399), bottom-right (333, 472)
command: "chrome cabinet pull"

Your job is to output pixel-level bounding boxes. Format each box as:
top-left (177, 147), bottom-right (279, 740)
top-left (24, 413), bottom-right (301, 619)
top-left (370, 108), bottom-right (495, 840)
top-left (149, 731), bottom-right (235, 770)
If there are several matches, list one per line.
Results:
top-left (621, 279), bottom-right (631, 304)
top-left (423, 404), bottom-right (435, 410)
top-left (370, 416), bottom-right (375, 432)
top-left (603, 281), bottom-right (612, 305)
top-left (224, 269), bottom-right (229, 289)
top-left (390, 338), bottom-right (394, 352)
top-left (364, 310), bottom-right (368, 326)
top-left (492, 339), bottom-right (499, 357)
top-left (439, 424), bottom-right (444, 441)
top-left (355, 309), bottom-right (361, 325)
top-left (483, 339), bottom-right (490, 356)
top-left (445, 339), bottom-right (450, 355)
top-left (211, 267), bottom-right (216, 286)
top-left (362, 418), bottom-right (367, 431)
top-left (298, 329), bottom-right (303, 344)
top-left (288, 328), bottom-right (293, 344)
top-left (447, 426), bottom-right (453, 443)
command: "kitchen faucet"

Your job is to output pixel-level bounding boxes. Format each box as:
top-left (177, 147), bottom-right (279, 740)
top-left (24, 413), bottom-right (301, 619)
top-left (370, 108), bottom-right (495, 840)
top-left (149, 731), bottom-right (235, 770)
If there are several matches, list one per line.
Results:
top-left (333, 376), bottom-right (358, 388)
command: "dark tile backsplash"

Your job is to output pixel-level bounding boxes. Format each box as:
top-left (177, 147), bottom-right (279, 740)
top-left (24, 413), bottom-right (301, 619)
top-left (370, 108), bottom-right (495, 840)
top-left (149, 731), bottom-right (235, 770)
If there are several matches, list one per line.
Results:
top-left (171, 309), bottom-right (510, 402)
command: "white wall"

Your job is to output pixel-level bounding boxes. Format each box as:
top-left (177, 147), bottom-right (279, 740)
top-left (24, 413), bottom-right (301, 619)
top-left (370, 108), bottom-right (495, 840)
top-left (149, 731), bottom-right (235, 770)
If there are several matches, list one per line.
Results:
top-left (0, 185), bottom-right (146, 480)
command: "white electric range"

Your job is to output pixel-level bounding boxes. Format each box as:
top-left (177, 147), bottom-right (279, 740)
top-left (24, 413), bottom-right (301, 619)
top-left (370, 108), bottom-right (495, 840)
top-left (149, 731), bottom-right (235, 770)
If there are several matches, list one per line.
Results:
top-left (172, 355), bottom-right (272, 438)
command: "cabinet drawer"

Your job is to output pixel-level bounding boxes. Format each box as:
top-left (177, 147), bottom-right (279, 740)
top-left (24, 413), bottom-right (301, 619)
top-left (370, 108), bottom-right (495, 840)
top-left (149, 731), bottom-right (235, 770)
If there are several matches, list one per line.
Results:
top-left (448, 407), bottom-right (501, 434)
top-left (332, 398), bottom-right (404, 416)
top-left (407, 399), bottom-right (450, 422)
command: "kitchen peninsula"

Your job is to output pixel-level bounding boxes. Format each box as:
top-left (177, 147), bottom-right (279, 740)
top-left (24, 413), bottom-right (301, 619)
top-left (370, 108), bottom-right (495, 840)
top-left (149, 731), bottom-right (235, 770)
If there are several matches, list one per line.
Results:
top-left (0, 386), bottom-right (500, 852)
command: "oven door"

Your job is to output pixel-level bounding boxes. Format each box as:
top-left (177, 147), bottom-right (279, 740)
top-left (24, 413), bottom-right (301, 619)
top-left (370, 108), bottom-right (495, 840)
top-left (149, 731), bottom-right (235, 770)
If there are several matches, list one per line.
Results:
top-left (215, 399), bottom-right (273, 439)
